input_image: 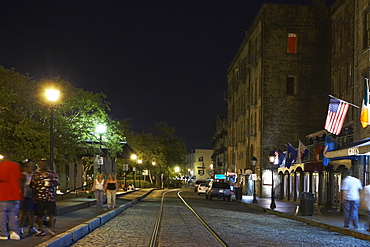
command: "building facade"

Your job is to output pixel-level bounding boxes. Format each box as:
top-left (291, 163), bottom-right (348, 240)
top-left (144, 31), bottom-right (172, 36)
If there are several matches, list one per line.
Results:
top-left (186, 149), bottom-right (214, 182)
top-left (225, 1), bottom-right (331, 198)
top-left (211, 115), bottom-right (229, 175)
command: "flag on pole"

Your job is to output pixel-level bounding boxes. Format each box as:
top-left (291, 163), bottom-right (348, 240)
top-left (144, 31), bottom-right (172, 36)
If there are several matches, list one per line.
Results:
top-left (324, 98), bottom-right (349, 135)
top-left (297, 140), bottom-right (309, 163)
top-left (360, 78), bottom-right (370, 128)
top-left (313, 144), bottom-right (323, 164)
top-left (323, 135), bottom-right (339, 166)
top-left (285, 144), bottom-right (298, 168)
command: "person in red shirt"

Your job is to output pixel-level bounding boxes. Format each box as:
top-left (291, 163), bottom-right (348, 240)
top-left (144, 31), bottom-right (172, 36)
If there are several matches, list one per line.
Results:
top-left (0, 158), bottom-right (23, 240)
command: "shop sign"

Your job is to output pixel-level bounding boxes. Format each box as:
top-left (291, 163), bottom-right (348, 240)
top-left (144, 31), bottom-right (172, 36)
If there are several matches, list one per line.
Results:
top-left (348, 147), bottom-right (359, 156)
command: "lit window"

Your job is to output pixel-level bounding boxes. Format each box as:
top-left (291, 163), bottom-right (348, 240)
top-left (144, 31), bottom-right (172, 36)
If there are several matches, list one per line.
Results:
top-left (287, 33), bottom-right (297, 53)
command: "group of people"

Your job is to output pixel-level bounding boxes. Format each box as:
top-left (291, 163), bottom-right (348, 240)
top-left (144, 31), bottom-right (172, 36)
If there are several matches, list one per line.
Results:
top-left (0, 158), bottom-right (59, 240)
top-left (91, 173), bottom-right (118, 210)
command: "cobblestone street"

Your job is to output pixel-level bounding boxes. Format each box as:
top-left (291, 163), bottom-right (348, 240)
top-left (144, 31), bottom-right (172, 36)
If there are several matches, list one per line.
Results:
top-left (71, 190), bottom-right (370, 247)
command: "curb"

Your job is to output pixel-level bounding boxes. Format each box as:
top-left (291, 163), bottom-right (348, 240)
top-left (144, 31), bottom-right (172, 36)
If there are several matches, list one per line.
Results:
top-left (36, 189), bottom-right (155, 247)
top-left (239, 200), bottom-right (370, 241)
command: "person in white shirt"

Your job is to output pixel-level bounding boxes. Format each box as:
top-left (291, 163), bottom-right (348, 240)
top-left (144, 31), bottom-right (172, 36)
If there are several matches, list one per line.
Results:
top-left (91, 174), bottom-right (105, 209)
top-left (360, 183), bottom-right (370, 231)
top-left (341, 169), bottom-right (362, 229)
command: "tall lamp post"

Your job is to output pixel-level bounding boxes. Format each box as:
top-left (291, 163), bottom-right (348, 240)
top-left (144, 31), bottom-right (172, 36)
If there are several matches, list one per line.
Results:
top-left (251, 156), bottom-right (258, 204)
top-left (131, 154), bottom-right (137, 187)
top-left (96, 124), bottom-right (107, 173)
top-left (138, 159), bottom-right (142, 188)
top-left (268, 151), bottom-right (276, 210)
top-left (45, 89), bottom-right (60, 173)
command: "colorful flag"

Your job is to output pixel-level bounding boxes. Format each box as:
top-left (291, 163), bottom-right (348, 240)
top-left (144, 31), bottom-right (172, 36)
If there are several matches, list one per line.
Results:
top-left (313, 144), bottom-right (323, 164)
top-left (297, 140), bottom-right (309, 163)
top-left (274, 150), bottom-right (286, 167)
top-left (285, 144), bottom-right (298, 168)
top-left (324, 98), bottom-right (349, 135)
top-left (323, 135), bottom-right (339, 166)
top-left (360, 78), bottom-right (370, 128)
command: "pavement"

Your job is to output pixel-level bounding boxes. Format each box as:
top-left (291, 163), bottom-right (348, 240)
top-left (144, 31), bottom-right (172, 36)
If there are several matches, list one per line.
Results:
top-left (1, 188), bottom-right (154, 247)
top-left (2, 188), bottom-right (369, 246)
top-left (238, 195), bottom-right (370, 242)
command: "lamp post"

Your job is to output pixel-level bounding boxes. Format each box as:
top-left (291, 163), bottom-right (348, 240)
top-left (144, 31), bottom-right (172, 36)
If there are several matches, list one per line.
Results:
top-left (268, 151), bottom-right (276, 210)
top-left (251, 156), bottom-right (258, 204)
top-left (96, 124), bottom-right (107, 173)
top-left (151, 162), bottom-right (156, 186)
top-left (131, 154), bottom-right (137, 187)
top-left (45, 89), bottom-right (60, 173)
top-left (138, 159), bottom-right (142, 188)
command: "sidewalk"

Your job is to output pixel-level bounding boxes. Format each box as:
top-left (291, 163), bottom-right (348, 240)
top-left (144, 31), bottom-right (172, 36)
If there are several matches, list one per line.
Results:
top-left (1, 188), bottom-right (153, 247)
top-left (238, 195), bottom-right (370, 241)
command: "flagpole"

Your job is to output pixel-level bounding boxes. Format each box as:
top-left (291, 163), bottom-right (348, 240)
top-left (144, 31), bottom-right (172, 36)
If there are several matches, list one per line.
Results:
top-left (328, 95), bottom-right (360, 108)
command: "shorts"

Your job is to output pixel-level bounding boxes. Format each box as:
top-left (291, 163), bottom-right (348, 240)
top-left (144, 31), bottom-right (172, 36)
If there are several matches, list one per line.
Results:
top-left (34, 201), bottom-right (56, 217)
top-left (20, 197), bottom-right (35, 212)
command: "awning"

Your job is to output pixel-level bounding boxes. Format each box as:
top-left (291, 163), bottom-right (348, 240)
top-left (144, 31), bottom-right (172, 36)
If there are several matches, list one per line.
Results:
top-left (325, 137), bottom-right (370, 158)
top-left (278, 162), bottom-right (324, 173)
top-left (306, 129), bottom-right (328, 139)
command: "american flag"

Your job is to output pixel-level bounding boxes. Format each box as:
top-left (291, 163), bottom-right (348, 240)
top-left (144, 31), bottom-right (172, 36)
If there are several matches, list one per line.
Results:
top-left (324, 98), bottom-right (349, 135)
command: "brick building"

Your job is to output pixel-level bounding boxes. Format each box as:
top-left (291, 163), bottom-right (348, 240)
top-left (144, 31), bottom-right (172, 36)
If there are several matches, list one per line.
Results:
top-left (225, 1), bottom-right (331, 197)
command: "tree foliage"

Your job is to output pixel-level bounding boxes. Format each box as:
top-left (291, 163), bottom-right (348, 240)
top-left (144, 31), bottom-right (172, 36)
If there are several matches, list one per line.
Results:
top-left (0, 66), bottom-right (187, 182)
top-left (0, 66), bottom-right (124, 166)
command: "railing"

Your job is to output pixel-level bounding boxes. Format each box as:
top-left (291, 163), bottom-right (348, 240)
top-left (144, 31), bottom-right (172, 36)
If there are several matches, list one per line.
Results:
top-left (57, 182), bottom-right (93, 200)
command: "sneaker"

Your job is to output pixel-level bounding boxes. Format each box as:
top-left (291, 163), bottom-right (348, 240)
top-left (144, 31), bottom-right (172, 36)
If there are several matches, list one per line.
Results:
top-left (19, 227), bottom-right (24, 235)
top-left (0, 236), bottom-right (8, 240)
top-left (47, 228), bottom-right (56, 236)
top-left (34, 230), bottom-right (45, 237)
top-left (28, 227), bottom-right (38, 235)
top-left (9, 231), bottom-right (20, 240)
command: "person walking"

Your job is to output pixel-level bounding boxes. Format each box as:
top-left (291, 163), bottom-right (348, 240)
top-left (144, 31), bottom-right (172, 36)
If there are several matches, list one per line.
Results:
top-left (104, 173), bottom-right (118, 210)
top-left (19, 161), bottom-right (38, 235)
top-left (361, 182), bottom-right (370, 231)
top-left (0, 158), bottom-right (23, 240)
top-left (31, 159), bottom-right (59, 236)
top-left (92, 173), bottom-right (105, 209)
top-left (341, 169), bottom-right (362, 229)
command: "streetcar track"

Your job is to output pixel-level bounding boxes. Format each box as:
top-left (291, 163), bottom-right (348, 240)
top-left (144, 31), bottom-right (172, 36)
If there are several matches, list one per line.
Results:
top-left (149, 189), bottom-right (229, 247)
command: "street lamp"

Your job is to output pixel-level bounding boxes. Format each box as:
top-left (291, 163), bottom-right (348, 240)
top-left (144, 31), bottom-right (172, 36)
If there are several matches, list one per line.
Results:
top-left (251, 156), bottom-right (258, 204)
top-left (96, 124), bottom-right (107, 173)
top-left (45, 88), bottom-right (60, 172)
top-left (268, 151), bottom-right (276, 210)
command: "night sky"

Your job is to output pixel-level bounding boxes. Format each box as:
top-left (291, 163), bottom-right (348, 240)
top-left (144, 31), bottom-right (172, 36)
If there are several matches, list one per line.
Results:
top-left (0, 0), bottom-right (335, 150)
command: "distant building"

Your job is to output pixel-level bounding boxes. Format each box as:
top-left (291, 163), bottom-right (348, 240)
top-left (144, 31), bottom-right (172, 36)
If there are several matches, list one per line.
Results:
top-left (186, 149), bottom-right (213, 181)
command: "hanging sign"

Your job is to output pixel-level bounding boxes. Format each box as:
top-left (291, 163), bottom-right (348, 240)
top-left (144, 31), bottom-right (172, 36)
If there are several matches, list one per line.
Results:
top-left (98, 157), bottom-right (104, 165)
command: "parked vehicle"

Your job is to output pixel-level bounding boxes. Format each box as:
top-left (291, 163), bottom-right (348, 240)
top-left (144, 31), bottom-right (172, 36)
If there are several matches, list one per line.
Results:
top-left (205, 182), bottom-right (233, 202)
top-left (194, 180), bottom-right (207, 192)
top-left (197, 183), bottom-right (209, 195)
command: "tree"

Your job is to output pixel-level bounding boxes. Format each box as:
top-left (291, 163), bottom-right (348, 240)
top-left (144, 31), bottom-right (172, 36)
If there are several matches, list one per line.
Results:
top-left (0, 66), bottom-right (49, 161)
top-left (0, 67), bottom-right (125, 177)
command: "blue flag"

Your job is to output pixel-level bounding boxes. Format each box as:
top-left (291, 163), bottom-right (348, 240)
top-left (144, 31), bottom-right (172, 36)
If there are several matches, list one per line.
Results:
top-left (286, 144), bottom-right (298, 168)
top-left (275, 150), bottom-right (285, 167)
top-left (323, 135), bottom-right (339, 166)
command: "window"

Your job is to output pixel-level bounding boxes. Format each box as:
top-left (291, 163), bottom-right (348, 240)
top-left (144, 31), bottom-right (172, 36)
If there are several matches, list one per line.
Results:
top-left (287, 76), bottom-right (296, 95)
top-left (198, 157), bottom-right (203, 162)
top-left (365, 10), bottom-right (370, 48)
top-left (287, 33), bottom-right (297, 53)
